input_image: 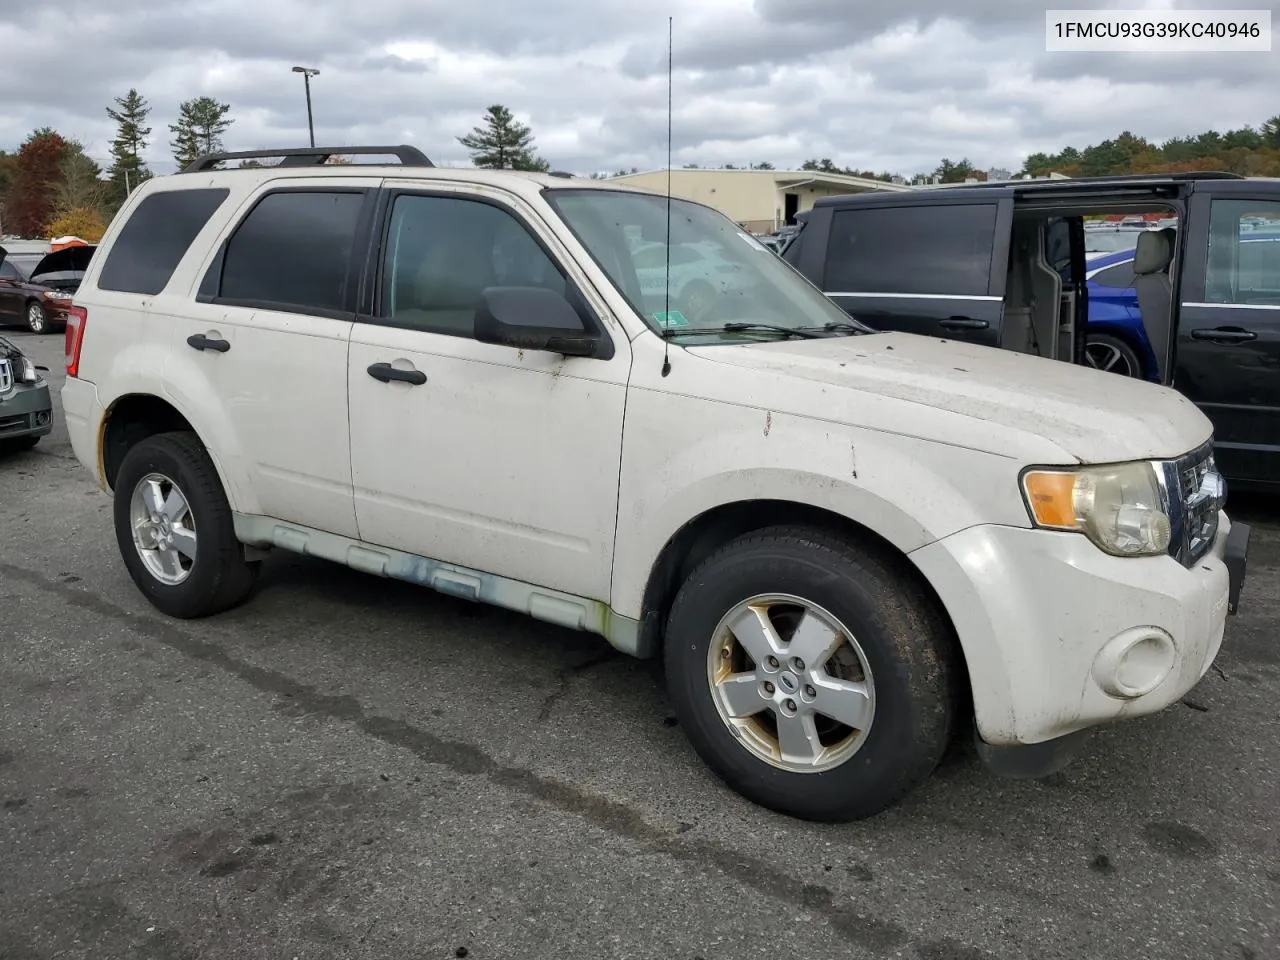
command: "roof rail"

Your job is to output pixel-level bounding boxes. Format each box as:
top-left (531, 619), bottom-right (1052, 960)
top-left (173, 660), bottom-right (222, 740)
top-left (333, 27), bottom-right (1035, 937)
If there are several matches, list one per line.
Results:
top-left (182, 145), bottom-right (434, 173)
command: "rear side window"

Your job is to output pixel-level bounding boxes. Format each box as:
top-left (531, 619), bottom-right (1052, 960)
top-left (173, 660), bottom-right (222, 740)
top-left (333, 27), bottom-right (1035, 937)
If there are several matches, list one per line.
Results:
top-left (96, 188), bottom-right (229, 294)
top-left (214, 190), bottom-right (365, 313)
top-left (824, 204), bottom-right (996, 297)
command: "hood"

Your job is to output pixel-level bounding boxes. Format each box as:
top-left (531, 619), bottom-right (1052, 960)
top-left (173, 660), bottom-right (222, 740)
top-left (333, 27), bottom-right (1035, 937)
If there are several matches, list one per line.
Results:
top-left (0, 336), bottom-right (25, 362)
top-left (685, 332), bottom-right (1212, 463)
top-left (29, 244), bottom-right (95, 281)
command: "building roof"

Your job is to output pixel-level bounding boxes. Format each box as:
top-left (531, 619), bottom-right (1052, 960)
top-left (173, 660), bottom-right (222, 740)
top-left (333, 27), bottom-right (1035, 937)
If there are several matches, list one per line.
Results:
top-left (607, 168), bottom-right (912, 192)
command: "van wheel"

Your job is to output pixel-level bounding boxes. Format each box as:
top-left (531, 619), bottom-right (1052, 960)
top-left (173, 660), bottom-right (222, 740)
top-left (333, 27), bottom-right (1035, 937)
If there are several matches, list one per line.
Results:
top-left (663, 526), bottom-right (956, 822)
top-left (113, 431), bottom-right (258, 618)
top-left (1084, 333), bottom-right (1144, 379)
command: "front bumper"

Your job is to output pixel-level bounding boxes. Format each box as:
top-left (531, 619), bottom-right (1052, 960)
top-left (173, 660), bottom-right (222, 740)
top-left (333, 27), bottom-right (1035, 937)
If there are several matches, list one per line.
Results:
top-left (0, 380), bottom-right (53, 439)
top-left (910, 512), bottom-right (1243, 749)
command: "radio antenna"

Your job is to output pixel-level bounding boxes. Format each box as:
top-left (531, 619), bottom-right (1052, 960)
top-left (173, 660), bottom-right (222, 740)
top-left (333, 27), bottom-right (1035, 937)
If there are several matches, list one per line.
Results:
top-left (661, 15), bottom-right (673, 377)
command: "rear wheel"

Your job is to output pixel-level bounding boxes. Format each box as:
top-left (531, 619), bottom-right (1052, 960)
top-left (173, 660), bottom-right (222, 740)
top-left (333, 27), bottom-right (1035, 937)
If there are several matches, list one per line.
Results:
top-left (26, 301), bottom-right (46, 334)
top-left (663, 525), bottom-right (957, 822)
top-left (1084, 332), bottom-right (1144, 379)
top-left (113, 431), bottom-right (259, 618)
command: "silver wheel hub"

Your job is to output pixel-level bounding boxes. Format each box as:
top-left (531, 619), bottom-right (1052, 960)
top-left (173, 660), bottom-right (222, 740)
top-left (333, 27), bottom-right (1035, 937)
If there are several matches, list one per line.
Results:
top-left (129, 473), bottom-right (197, 585)
top-left (707, 593), bottom-right (876, 774)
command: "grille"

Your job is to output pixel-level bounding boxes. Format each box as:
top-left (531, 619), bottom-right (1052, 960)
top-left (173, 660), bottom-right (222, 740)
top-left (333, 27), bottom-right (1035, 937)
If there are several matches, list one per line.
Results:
top-left (1163, 443), bottom-right (1224, 568)
top-left (0, 359), bottom-right (11, 393)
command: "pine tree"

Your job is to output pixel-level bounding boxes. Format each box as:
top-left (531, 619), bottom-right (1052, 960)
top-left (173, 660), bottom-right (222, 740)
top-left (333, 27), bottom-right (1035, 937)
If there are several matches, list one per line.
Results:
top-left (170, 97), bottom-right (234, 168)
top-left (105, 89), bottom-right (152, 204)
top-left (458, 105), bottom-right (549, 170)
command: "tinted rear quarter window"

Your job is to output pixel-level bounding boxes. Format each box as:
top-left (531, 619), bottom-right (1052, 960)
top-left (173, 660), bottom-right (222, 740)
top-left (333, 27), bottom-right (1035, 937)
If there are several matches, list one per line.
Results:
top-left (97, 188), bottom-right (229, 294)
top-left (214, 190), bottom-right (364, 313)
top-left (824, 203), bottom-right (997, 297)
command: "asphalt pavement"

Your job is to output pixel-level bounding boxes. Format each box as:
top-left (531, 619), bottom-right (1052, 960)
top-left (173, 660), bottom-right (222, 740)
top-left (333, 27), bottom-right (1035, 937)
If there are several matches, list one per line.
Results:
top-left (2, 329), bottom-right (1277, 960)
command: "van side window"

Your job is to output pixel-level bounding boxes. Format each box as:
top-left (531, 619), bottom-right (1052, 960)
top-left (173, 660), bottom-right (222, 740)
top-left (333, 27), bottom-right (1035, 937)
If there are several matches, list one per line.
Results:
top-left (823, 204), bottom-right (996, 297)
top-left (1205, 200), bottom-right (1280, 306)
top-left (378, 194), bottom-right (568, 338)
top-left (96, 188), bottom-right (229, 295)
top-left (216, 190), bottom-right (365, 313)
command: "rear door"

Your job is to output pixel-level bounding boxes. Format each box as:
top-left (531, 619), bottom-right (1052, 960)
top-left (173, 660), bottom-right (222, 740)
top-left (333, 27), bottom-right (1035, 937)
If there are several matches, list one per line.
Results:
top-left (167, 179), bottom-right (377, 536)
top-left (1176, 191), bottom-right (1280, 487)
top-left (796, 195), bottom-right (1012, 348)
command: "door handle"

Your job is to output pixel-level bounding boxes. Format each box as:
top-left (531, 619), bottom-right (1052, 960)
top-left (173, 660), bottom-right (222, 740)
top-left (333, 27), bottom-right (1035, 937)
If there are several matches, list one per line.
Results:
top-left (367, 361), bottom-right (427, 385)
top-left (1190, 327), bottom-right (1257, 343)
top-left (186, 333), bottom-right (230, 352)
top-left (939, 316), bottom-right (989, 330)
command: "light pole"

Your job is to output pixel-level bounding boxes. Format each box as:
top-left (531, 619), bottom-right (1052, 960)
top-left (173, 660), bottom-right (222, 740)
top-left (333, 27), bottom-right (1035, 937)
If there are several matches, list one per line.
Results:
top-left (291, 65), bottom-right (319, 147)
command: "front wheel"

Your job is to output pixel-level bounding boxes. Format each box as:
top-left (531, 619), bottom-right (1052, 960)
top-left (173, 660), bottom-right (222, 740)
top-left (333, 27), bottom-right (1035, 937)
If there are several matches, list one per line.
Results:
top-left (664, 526), bottom-right (958, 822)
top-left (26, 301), bottom-right (47, 334)
top-left (113, 431), bottom-right (259, 618)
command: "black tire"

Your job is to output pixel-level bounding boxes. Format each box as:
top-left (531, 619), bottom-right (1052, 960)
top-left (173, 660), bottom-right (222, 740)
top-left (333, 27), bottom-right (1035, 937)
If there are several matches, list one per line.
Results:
top-left (113, 431), bottom-right (259, 618)
top-left (25, 301), bottom-right (47, 334)
top-left (663, 525), bottom-right (957, 822)
top-left (1084, 332), bottom-right (1144, 379)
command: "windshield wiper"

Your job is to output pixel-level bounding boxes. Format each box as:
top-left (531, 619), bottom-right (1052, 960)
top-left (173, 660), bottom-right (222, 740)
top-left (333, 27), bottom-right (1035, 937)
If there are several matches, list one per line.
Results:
top-left (719, 322), bottom-right (823, 339)
top-left (816, 320), bottom-right (867, 334)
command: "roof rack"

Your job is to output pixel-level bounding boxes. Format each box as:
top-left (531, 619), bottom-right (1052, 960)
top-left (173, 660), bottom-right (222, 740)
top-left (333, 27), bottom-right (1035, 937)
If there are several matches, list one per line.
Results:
top-left (182, 145), bottom-right (434, 173)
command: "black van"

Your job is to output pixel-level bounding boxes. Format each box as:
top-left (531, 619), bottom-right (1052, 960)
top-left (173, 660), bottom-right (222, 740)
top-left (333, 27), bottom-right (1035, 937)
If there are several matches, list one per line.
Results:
top-left (782, 173), bottom-right (1280, 490)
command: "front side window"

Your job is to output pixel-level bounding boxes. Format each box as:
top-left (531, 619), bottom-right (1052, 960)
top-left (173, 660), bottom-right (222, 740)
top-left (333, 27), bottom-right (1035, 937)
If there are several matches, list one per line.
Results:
top-left (379, 194), bottom-right (569, 338)
top-left (1205, 199), bottom-right (1280, 306)
top-left (97, 188), bottom-right (228, 295)
top-left (217, 190), bottom-right (364, 313)
top-left (824, 204), bottom-right (996, 297)
top-left (0, 262), bottom-right (21, 281)
top-left (544, 188), bottom-right (862, 338)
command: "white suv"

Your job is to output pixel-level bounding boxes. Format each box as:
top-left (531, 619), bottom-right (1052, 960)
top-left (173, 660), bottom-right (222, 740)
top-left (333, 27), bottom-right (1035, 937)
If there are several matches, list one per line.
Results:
top-left (62, 145), bottom-right (1250, 822)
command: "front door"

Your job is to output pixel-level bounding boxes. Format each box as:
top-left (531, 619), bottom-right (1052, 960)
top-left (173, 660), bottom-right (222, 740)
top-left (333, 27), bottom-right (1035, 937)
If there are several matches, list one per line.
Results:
top-left (346, 185), bottom-right (630, 601)
top-left (1176, 193), bottom-right (1280, 487)
top-left (0, 260), bottom-right (24, 322)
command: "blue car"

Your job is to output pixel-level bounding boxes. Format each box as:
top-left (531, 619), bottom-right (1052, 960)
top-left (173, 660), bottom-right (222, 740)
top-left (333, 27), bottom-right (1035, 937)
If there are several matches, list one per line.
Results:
top-left (1081, 229), bottom-right (1280, 382)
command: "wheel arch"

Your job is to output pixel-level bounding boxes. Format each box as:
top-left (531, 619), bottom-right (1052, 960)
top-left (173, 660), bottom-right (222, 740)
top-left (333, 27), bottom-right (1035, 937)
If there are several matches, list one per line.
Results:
top-left (100, 393), bottom-right (246, 512)
top-left (635, 499), bottom-right (968, 690)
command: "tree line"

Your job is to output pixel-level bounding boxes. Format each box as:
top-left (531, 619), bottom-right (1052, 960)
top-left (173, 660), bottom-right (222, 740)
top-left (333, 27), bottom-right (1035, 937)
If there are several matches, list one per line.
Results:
top-left (0, 90), bottom-right (236, 241)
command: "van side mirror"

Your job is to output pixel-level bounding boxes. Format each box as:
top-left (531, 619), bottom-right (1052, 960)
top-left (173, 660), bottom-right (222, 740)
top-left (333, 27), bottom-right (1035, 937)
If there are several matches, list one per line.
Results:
top-left (474, 286), bottom-right (600, 358)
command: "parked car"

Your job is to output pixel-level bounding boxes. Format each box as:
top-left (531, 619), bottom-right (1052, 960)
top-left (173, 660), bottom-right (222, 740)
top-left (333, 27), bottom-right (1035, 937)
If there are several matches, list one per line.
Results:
top-left (0, 243), bottom-right (97, 333)
top-left (61, 145), bottom-right (1249, 822)
top-left (0, 335), bottom-right (53, 451)
top-left (782, 173), bottom-right (1280, 490)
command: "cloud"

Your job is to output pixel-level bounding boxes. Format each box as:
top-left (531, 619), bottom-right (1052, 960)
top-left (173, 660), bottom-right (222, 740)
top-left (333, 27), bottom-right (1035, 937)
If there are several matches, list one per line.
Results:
top-left (0, 0), bottom-right (1275, 178)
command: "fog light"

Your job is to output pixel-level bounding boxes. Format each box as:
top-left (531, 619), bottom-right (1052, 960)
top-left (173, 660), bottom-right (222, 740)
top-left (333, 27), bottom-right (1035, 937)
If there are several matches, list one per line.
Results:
top-left (1092, 627), bottom-right (1177, 699)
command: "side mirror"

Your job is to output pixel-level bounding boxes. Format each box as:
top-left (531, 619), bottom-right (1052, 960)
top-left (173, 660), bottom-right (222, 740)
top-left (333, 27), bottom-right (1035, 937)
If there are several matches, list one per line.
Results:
top-left (474, 286), bottom-right (600, 358)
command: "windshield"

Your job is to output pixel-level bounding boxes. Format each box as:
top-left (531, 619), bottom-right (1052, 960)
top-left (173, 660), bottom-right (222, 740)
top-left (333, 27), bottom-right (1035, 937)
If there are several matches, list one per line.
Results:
top-left (543, 188), bottom-right (870, 339)
top-left (1085, 231), bottom-right (1143, 254)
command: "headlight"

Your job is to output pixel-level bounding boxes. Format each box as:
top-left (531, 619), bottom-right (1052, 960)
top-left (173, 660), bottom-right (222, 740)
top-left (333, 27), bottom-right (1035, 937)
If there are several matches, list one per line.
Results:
top-left (17, 356), bottom-right (38, 383)
top-left (1021, 461), bottom-right (1171, 557)
top-left (43, 290), bottom-right (72, 301)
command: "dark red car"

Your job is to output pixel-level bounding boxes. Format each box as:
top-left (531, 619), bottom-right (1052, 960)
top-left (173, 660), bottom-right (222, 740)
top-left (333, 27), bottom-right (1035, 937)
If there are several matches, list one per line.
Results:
top-left (0, 244), bottom-right (96, 334)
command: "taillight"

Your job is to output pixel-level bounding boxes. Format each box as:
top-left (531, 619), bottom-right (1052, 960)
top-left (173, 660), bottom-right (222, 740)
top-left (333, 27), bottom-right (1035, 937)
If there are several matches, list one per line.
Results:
top-left (65, 304), bottom-right (88, 378)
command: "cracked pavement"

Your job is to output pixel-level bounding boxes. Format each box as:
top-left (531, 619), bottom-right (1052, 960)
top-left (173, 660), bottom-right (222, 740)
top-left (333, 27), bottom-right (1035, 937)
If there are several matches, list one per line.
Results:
top-left (1, 331), bottom-right (1278, 960)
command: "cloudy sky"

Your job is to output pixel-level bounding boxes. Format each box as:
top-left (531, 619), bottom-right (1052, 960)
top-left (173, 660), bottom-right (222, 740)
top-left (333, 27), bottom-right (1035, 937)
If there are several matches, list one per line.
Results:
top-left (1, 0), bottom-right (1275, 177)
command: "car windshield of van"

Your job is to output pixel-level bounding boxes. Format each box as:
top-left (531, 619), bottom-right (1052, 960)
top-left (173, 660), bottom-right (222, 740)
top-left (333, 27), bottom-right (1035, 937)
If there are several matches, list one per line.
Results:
top-left (543, 188), bottom-right (873, 340)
